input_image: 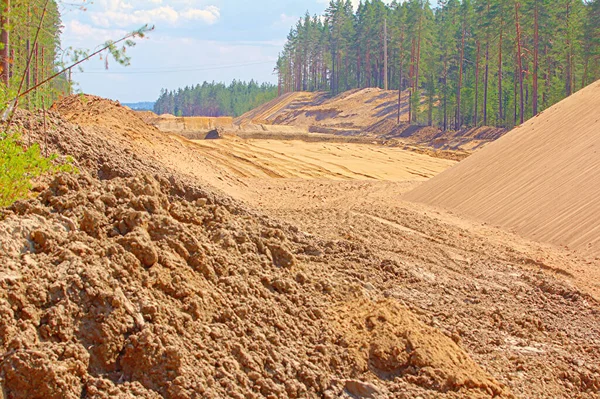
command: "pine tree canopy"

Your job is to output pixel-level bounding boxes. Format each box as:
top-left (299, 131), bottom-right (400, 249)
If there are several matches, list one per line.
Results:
top-left (276, 0), bottom-right (600, 130)
top-left (153, 80), bottom-right (278, 118)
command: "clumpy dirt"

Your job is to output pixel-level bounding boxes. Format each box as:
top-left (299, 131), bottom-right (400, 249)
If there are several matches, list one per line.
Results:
top-left (0, 171), bottom-right (511, 399)
top-left (1, 95), bottom-right (599, 399)
top-left (249, 179), bottom-right (600, 399)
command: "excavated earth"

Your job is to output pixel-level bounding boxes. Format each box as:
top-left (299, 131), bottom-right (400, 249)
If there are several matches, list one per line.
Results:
top-left (0, 95), bottom-right (599, 399)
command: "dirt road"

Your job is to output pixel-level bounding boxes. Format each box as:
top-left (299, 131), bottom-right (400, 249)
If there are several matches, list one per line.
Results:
top-left (234, 164), bottom-right (600, 399)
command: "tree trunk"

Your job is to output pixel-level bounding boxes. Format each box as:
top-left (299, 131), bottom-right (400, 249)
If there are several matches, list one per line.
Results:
top-left (34, 43), bottom-right (38, 105)
top-left (41, 46), bottom-right (45, 108)
top-left (357, 53), bottom-right (361, 88)
top-left (513, 62), bottom-right (518, 127)
top-left (443, 57), bottom-right (448, 131)
top-left (331, 47), bottom-right (336, 93)
top-left (344, 54), bottom-right (349, 91)
top-left (475, 41), bottom-right (481, 127)
top-left (565, 1), bottom-right (572, 96)
top-left (533, 0), bottom-right (539, 115)
top-left (413, 14), bottom-right (423, 124)
top-left (498, 19), bottom-right (504, 127)
top-left (408, 38), bottom-right (415, 123)
top-left (0, 0), bottom-right (10, 87)
top-left (337, 53), bottom-right (341, 93)
top-left (384, 18), bottom-right (388, 90)
top-left (397, 47), bottom-right (404, 124)
top-left (366, 41), bottom-right (371, 87)
top-left (428, 74), bottom-right (433, 126)
top-left (456, 24), bottom-right (466, 130)
top-left (515, 2), bottom-right (525, 124)
top-left (26, 39), bottom-right (30, 108)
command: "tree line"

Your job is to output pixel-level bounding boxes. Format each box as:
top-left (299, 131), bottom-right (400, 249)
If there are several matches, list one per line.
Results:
top-left (0, 0), bottom-right (67, 110)
top-left (153, 80), bottom-right (278, 117)
top-left (276, 0), bottom-right (600, 130)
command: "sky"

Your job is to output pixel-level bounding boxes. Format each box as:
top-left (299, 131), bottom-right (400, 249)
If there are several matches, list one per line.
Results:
top-left (60, 0), bottom-right (365, 103)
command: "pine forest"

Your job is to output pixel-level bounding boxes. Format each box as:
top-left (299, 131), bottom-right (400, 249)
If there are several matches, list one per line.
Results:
top-left (276, 0), bottom-right (600, 130)
top-left (0, 0), bottom-right (66, 110)
top-left (153, 80), bottom-right (278, 117)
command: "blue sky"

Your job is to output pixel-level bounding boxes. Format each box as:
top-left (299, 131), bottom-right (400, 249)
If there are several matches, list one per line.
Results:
top-left (60, 0), bottom-right (359, 103)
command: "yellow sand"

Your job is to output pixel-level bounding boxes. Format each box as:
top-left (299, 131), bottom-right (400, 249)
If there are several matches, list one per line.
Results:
top-left (405, 80), bottom-right (600, 257)
top-left (191, 138), bottom-right (455, 181)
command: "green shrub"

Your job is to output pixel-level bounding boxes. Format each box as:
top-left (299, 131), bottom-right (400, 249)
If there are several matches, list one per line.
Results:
top-left (0, 132), bottom-right (77, 207)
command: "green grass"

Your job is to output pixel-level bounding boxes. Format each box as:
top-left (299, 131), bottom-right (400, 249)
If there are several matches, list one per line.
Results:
top-left (0, 132), bottom-right (77, 207)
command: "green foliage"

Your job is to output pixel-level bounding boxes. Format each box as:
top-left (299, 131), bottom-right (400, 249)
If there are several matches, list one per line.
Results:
top-left (0, 133), bottom-right (76, 207)
top-left (276, 0), bottom-right (600, 130)
top-left (0, 0), bottom-right (65, 110)
top-left (154, 80), bottom-right (278, 117)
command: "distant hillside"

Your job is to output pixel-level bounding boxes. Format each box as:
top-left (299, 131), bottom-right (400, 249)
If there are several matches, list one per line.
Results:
top-left (123, 101), bottom-right (155, 111)
top-left (236, 88), bottom-right (507, 151)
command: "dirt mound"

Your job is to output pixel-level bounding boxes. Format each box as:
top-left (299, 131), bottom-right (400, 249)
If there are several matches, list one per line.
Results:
top-left (0, 172), bottom-right (510, 399)
top-left (0, 97), bottom-right (513, 398)
top-left (236, 89), bottom-right (507, 151)
top-left (53, 95), bottom-right (154, 140)
top-left (332, 299), bottom-right (504, 396)
top-left (235, 92), bottom-right (328, 126)
top-left (135, 110), bottom-right (159, 123)
top-left (405, 80), bottom-right (600, 258)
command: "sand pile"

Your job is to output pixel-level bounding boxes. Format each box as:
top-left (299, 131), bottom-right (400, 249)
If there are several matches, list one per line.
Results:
top-left (405, 80), bottom-right (600, 258)
top-left (0, 96), bottom-right (512, 398)
top-left (234, 92), bottom-right (327, 126)
top-left (235, 89), bottom-right (507, 151)
top-left (236, 89), bottom-right (399, 134)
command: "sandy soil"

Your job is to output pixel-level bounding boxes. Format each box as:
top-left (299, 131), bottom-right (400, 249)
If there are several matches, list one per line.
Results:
top-left (2, 95), bottom-right (599, 398)
top-left (405, 80), bottom-right (600, 258)
top-left (234, 88), bottom-right (508, 151)
top-left (190, 138), bottom-right (455, 181)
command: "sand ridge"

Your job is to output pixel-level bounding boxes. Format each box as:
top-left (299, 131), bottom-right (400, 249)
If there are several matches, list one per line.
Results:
top-left (404, 80), bottom-right (600, 258)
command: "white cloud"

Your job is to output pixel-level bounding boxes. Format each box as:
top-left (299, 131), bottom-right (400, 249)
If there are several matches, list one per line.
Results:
top-left (64, 20), bottom-right (127, 44)
top-left (181, 6), bottom-right (220, 23)
top-left (87, 1), bottom-right (220, 28)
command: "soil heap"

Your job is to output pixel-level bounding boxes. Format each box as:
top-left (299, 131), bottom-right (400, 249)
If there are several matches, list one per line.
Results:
top-left (0, 96), bottom-right (512, 398)
top-left (404, 80), bottom-right (600, 258)
top-left (235, 88), bottom-right (507, 151)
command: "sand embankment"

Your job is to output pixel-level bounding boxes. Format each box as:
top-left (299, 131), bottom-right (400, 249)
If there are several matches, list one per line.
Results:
top-left (405, 80), bottom-right (600, 258)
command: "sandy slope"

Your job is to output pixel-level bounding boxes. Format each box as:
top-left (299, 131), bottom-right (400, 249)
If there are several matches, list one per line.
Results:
top-left (404, 80), bottom-right (600, 258)
top-left (235, 91), bottom-right (328, 126)
top-left (234, 88), bottom-right (507, 151)
top-left (236, 88), bottom-right (406, 133)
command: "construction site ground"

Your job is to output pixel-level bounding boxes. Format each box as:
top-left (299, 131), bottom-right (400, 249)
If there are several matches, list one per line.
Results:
top-left (1, 95), bottom-right (599, 398)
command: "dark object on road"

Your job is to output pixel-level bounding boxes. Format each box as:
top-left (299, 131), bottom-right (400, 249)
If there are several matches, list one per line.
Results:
top-left (205, 128), bottom-right (223, 140)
